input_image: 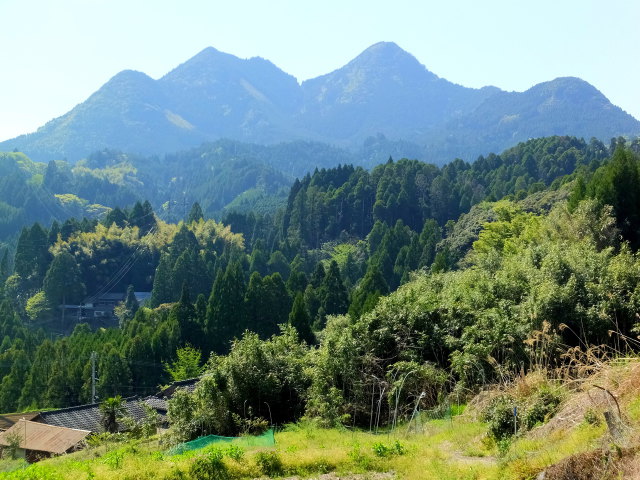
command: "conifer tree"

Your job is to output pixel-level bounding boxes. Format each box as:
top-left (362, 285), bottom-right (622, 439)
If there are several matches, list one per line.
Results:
top-left (349, 264), bottom-right (389, 319)
top-left (116, 284), bottom-right (139, 328)
top-left (60, 218), bottom-right (80, 241)
top-left (129, 200), bottom-right (156, 235)
top-left (46, 343), bottom-right (74, 407)
top-left (43, 251), bottom-right (86, 306)
top-left (248, 246), bottom-right (269, 277)
top-left (125, 335), bottom-right (155, 393)
top-left (195, 293), bottom-right (207, 331)
top-left (286, 265), bottom-right (308, 295)
top-left (418, 219), bottom-right (441, 268)
top-left (172, 250), bottom-right (193, 299)
top-left (303, 284), bottom-right (321, 328)
top-left (14, 224), bottom-right (51, 288)
top-left (319, 260), bottom-right (349, 326)
top-left (150, 253), bottom-right (173, 307)
top-left (170, 224), bottom-right (198, 260)
top-left (103, 207), bottom-right (128, 228)
top-left (98, 348), bottom-right (132, 399)
top-left (244, 271), bottom-right (264, 334)
top-left (0, 350), bottom-right (30, 412)
top-left (309, 262), bottom-right (326, 288)
top-left (18, 340), bottom-right (55, 409)
top-left (289, 292), bottom-right (314, 344)
top-left (171, 283), bottom-right (200, 348)
top-left (588, 147), bottom-right (640, 247)
top-left (187, 202), bottom-right (204, 224)
top-left (267, 251), bottom-right (290, 280)
top-left (124, 284), bottom-right (139, 315)
top-left (0, 249), bottom-right (8, 283)
top-left (260, 273), bottom-right (291, 338)
top-left (206, 262), bottom-right (247, 353)
top-left (48, 221), bottom-right (60, 246)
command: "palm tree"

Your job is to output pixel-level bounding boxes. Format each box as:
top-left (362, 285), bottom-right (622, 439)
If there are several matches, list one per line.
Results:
top-left (99, 395), bottom-right (127, 433)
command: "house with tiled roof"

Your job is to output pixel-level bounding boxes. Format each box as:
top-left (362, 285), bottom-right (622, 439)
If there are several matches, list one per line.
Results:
top-left (36, 398), bottom-right (148, 433)
top-left (156, 378), bottom-right (199, 399)
top-left (60, 291), bottom-right (152, 331)
top-left (142, 378), bottom-right (199, 428)
top-left (0, 378), bottom-right (200, 439)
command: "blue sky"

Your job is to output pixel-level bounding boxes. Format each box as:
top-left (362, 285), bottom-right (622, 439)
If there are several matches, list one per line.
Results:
top-left (1, 0), bottom-right (638, 141)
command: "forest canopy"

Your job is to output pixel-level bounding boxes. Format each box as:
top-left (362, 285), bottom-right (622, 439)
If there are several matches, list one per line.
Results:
top-left (0, 136), bottom-right (639, 436)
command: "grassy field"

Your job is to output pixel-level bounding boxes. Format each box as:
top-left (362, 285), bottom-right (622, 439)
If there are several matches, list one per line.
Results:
top-left (0, 412), bottom-right (610, 480)
top-left (4, 361), bottom-right (640, 479)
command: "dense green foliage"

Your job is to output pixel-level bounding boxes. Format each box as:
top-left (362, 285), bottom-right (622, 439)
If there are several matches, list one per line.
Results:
top-left (278, 135), bottom-right (609, 249)
top-left (1, 138), bottom-right (639, 446)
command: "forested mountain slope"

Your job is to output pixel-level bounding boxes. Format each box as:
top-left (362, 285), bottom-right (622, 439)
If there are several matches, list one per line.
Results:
top-left (2, 43), bottom-right (638, 163)
top-left (1, 136), bottom-right (636, 417)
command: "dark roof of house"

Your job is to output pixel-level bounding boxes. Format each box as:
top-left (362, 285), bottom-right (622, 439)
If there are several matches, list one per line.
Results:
top-left (157, 378), bottom-right (199, 398)
top-left (79, 292), bottom-right (152, 306)
top-left (37, 398), bottom-right (147, 433)
top-left (0, 412), bottom-right (40, 431)
top-left (95, 293), bottom-right (125, 302)
top-left (0, 420), bottom-right (90, 455)
top-left (143, 396), bottom-right (168, 413)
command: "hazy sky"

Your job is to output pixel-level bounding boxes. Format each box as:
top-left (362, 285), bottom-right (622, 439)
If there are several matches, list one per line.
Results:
top-left (1, 0), bottom-right (638, 142)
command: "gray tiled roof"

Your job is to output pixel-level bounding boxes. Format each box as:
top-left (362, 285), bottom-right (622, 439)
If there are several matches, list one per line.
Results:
top-left (158, 378), bottom-right (199, 398)
top-left (143, 396), bottom-right (168, 412)
top-left (38, 398), bottom-right (147, 433)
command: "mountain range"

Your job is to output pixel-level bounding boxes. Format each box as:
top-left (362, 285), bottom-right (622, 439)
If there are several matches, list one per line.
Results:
top-left (2, 42), bottom-right (639, 164)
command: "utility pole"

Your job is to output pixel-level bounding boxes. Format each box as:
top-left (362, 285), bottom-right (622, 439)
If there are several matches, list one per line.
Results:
top-left (91, 351), bottom-right (97, 403)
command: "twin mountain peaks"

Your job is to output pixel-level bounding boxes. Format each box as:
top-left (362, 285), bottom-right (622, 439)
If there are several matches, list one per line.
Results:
top-left (3, 42), bottom-right (639, 163)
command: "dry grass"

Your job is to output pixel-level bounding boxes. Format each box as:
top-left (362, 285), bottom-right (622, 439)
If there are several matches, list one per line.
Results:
top-left (534, 358), bottom-right (640, 441)
top-left (540, 447), bottom-right (640, 480)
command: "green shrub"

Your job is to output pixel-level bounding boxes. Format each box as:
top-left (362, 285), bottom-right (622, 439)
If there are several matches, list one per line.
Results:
top-left (162, 468), bottom-right (188, 480)
top-left (254, 451), bottom-right (284, 477)
top-left (372, 442), bottom-right (390, 457)
top-left (102, 449), bottom-right (125, 469)
top-left (372, 440), bottom-right (407, 458)
top-left (583, 408), bottom-right (602, 426)
top-left (231, 413), bottom-right (269, 435)
top-left (225, 444), bottom-right (245, 462)
top-left (484, 395), bottom-right (517, 440)
top-left (348, 441), bottom-right (372, 469)
top-left (484, 385), bottom-right (563, 440)
top-left (2, 464), bottom-right (63, 480)
top-left (522, 387), bottom-right (562, 429)
top-left (188, 449), bottom-right (230, 480)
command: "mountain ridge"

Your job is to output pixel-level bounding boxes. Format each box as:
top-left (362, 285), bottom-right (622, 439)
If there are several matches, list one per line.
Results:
top-left (1, 42), bottom-right (638, 163)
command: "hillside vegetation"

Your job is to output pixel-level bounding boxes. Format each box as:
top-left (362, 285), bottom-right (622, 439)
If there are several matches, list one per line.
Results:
top-left (3, 357), bottom-right (640, 479)
top-left (2, 138), bottom-right (640, 478)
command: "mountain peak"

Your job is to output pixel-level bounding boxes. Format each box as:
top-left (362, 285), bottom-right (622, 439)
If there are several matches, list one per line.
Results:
top-left (1, 44), bottom-right (637, 164)
top-left (161, 47), bottom-right (242, 83)
top-left (524, 76), bottom-right (608, 105)
top-left (348, 41), bottom-right (429, 72)
top-left (362, 41), bottom-right (404, 53)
